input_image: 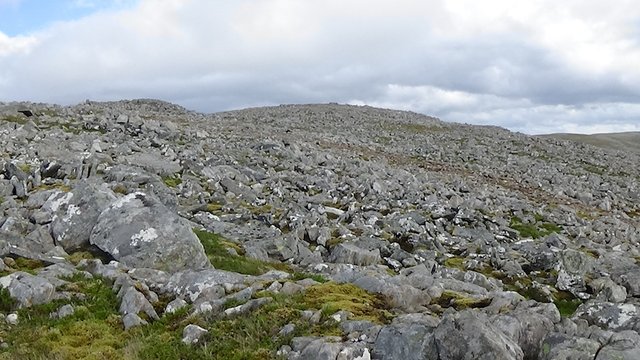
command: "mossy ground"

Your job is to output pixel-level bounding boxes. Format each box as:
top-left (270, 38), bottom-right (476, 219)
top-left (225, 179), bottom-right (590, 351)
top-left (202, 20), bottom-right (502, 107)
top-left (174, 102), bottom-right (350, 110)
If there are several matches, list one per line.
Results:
top-left (432, 290), bottom-right (492, 311)
top-left (510, 215), bottom-right (562, 239)
top-left (0, 274), bottom-right (389, 359)
top-left (161, 175), bottom-right (182, 188)
top-left (194, 229), bottom-right (292, 275)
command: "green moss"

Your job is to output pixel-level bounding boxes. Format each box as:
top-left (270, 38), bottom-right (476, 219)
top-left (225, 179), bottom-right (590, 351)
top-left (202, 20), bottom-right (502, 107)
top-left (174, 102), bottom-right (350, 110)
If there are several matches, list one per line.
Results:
top-left (18, 163), bottom-right (32, 174)
top-left (194, 229), bottom-right (291, 275)
top-left (112, 184), bottom-right (128, 195)
top-left (0, 273), bottom-right (391, 359)
top-left (0, 115), bottom-right (27, 125)
top-left (553, 291), bottom-right (582, 317)
top-left (290, 272), bottom-right (328, 283)
top-left (432, 290), bottom-right (492, 310)
top-left (162, 175), bottom-right (182, 188)
top-left (303, 282), bottom-right (392, 323)
top-left (0, 275), bottom-right (123, 359)
top-left (14, 258), bottom-right (45, 271)
top-left (510, 215), bottom-right (562, 239)
top-left (66, 251), bottom-right (96, 266)
top-left (443, 257), bottom-right (465, 271)
top-left (205, 202), bottom-right (224, 214)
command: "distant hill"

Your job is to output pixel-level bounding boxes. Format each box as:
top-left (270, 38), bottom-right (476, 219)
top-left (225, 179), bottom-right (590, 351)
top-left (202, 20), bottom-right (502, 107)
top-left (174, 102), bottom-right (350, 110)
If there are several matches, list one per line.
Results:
top-left (539, 131), bottom-right (640, 152)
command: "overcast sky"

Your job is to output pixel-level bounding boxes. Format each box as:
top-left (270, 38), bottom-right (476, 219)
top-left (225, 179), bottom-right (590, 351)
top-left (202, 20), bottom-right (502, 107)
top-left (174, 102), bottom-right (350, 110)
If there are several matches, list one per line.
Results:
top-left (1, 0), bottom-right (640, 134)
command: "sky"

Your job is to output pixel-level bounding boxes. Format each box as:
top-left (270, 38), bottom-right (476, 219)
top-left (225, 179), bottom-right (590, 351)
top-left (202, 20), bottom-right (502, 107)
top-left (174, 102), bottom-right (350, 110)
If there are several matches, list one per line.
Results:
top-left (1, 0), bottom-right (640, 134)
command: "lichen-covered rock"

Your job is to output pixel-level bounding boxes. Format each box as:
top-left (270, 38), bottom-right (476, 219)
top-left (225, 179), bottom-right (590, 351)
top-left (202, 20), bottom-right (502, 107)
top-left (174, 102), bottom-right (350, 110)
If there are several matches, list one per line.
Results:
top-left (182, 324), bottom-right (208, 344)
top-left (0, 272), bottom-right (56, 308)
top-left (89, 191), bottom-right (210, 272)
top-left (48, 180), bottom-right (117, 252)
top-left (574, 301), bottom-right (639, 330)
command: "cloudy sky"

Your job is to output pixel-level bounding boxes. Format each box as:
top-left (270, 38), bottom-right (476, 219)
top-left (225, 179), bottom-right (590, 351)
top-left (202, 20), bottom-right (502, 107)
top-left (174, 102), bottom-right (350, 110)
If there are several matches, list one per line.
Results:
top-left (1, 0), bottom-right (640, 134)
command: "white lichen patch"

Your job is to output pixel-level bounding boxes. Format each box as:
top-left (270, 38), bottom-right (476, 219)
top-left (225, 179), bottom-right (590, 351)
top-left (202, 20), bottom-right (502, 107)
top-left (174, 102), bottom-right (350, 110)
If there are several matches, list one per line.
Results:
top-left (131, 228), bottom-right (158, 247)
top-left (62, 204), bottom-right (81, 223)
top-left (46, 192), bottom-right (73, 213)
top-left (111, 192), bottom-right (145, 209)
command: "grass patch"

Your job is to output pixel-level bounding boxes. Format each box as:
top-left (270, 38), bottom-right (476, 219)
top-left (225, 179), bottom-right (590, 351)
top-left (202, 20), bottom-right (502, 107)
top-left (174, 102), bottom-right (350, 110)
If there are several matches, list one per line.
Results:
top-left (205, 203), bottom-right (224, 215)
top-left (0, 115), bottom-right (27, 125)
top-left (0, 287), bottom-right (16, 312)
top-left (194, 229), bottom-right (291, 275)
top-left (553, 291), bottom-right (582, 317)
top-left (304, 282), bottom-right (392, 323)
top-left (510, 215), bottom-right (562, 239)
top-left (162, 175), bottom-right (182, 188)
top-left (66, 251), bottom-right (96, 266)
top-left (443, 257), bottom-right (465, 271)
top-left (290, 272), bottom-right (328, 283)
top-left (18, 163), bottom-right (32, 174)
top-left (0, 275), bottom-right (123, 359)
top-left (0, 257), bottom-right (46, 276)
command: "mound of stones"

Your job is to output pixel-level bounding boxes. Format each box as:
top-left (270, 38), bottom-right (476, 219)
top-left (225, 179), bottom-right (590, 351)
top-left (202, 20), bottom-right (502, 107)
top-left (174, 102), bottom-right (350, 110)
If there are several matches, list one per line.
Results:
top-left (0, 99), bottom-right (639, 358)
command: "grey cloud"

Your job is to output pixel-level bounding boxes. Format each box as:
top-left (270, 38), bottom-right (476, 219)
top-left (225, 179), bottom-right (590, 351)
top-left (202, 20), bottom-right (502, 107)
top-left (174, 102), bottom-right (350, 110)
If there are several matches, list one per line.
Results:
top-left (1, 0), bottom-right (639, 134)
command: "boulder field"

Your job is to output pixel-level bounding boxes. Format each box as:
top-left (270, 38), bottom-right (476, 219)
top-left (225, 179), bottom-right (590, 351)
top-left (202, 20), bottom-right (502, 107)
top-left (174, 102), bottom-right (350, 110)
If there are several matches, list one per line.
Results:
top-left (0, 100), bottom-right (639, 359)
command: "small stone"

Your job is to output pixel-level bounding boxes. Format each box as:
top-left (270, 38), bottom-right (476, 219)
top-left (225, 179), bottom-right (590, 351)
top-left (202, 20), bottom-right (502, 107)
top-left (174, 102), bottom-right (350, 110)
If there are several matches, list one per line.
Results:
top-left (50, 304), bottom-right (75, 319)
top-left (3, 258), bottom-right (16, 268)
top-left (6, 313), bottom-right (18, 325)
top-left (165, 298), bottom-right (188, 314)
top-left (122, 313), bottom-right (147, 330)
top-left (182, 324), bottom-right (209, 344)
top-left (278, 323), bottom-right (296, 337)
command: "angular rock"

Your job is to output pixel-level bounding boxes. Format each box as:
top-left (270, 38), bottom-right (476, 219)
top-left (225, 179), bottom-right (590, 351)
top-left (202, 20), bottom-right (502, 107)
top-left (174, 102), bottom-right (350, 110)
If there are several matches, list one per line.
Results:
top-left (0, 272), bottom-right (56, 308)
top-left (329, 243), bottom-right (381, 266)
top-left (182, 324), bottom-right (209, 344)
top-left (89, 191), bottom-right (210, 272)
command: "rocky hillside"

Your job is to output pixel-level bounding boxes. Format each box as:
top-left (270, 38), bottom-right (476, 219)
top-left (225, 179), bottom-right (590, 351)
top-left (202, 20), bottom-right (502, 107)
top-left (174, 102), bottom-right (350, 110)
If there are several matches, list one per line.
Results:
top-left (540, 131), bottom-right (640, 153)
top-left (0, 100), bottom-right (639, 359)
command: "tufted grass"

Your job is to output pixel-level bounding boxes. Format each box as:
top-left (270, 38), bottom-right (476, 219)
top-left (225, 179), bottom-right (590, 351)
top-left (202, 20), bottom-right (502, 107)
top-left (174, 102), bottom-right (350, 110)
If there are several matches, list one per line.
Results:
top-left (510, 215), bottom-right (562, 239)
top-left (194, 229), bottom-right (291, 275)
top-left (0, 267), bottom-right (390, 359)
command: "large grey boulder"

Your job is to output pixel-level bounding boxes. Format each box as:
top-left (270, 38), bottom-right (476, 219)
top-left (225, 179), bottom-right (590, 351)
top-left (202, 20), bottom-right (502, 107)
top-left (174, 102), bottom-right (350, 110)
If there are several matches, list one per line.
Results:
top-left (47, 181), bottom-right (117, 252)
top-left (538, 333), bottom-right (600, 360)
top-left (0, 272), bottom-right (56, 308)
top-left (574, 301), bottom-right (639, 330)
top-left (595, 330), bottom-right (640, 360)
top-left (372, 314), bottom-right (439, 359)
top-left (329, 243), bottom-right (381, 266)
top-left (89, 191), bottom-right (210, 272)
top-left (432, 310), bottom-right (524, 360)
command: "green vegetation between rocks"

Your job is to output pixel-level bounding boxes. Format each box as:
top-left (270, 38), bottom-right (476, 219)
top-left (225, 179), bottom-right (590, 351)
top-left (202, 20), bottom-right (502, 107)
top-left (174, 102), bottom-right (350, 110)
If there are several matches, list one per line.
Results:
top-left (161, 175), bottom-right (182, 188)
top-left (552, 291), bottom-right (582, 317)
top-left (194, 229), bottom-right (292, 275)
top-left (510, 215), bottom-right (562, 239)
top-left (432, 290), bottom-right (492, 311)
top-left (0, 273), bottom-right (389, 359)
top-left (0, 115), bottom-right (27, 125)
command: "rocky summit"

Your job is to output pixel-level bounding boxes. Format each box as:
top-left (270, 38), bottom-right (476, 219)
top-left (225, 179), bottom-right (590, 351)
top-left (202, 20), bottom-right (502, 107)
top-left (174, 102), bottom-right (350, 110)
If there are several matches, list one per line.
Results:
top-left (0, 99), bottom-right (639, 359)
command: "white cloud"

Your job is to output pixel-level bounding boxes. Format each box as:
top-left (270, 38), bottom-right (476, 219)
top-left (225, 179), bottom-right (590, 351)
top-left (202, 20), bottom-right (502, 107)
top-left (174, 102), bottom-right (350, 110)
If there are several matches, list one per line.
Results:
top-left (0, 31), bottom-right (37, 56)
top-left (0, 0), bottom-right (640, 134)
